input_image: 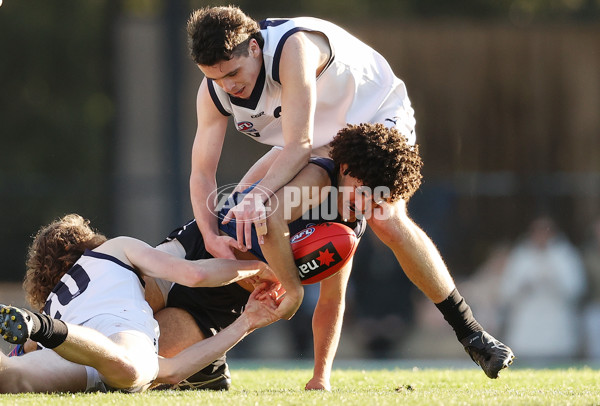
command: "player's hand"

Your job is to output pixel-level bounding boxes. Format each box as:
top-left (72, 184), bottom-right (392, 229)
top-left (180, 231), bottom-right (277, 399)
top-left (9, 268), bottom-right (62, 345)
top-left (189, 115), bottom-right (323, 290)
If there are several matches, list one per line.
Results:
top-left (204, 234), bottom-right (239, 260)
top-left (244, 284), bottom-right (282, 330)
top-left (222, 193), bottom-right (268, 250)
top-left (305, 376), bottom-right (331, 391)
top-left (247, 264), bottom-right (279, 289)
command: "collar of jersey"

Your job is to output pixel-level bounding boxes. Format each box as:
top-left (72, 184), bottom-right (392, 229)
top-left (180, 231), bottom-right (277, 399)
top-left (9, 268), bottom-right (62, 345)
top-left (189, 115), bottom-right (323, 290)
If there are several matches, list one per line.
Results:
top-left (83, 249), bottom-right (145, 287)
top-left (229, 62), bottom-right (266, 110)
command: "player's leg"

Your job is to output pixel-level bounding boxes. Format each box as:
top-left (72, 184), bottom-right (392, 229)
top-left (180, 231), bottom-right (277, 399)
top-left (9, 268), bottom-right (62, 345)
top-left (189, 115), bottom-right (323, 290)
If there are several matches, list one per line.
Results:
top-left (0, 348), bottom-right (87, 393)
top-left (0, 306), bottom-right (158, 391)
top-left (156, 306), bottom-right (205, 357)
top-left (367, 200), bottom-right (514, 378)
top-left (368, 199), bottom-right (455, 302)
top-left (153, 305), bottom-right (231, 390)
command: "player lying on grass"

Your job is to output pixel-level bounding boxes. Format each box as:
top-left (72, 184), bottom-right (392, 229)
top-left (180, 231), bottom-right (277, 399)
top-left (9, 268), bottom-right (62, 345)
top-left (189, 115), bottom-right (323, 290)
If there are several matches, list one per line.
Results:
top-left (146, 123), bottom-right (514, 392)
top-left (0, 214), bottom-right (281, 393)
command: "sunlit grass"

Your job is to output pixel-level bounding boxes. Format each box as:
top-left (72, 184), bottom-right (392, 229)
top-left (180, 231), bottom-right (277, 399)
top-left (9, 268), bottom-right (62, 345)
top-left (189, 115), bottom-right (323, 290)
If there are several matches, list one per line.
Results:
top-left (1, 365), bottom-right (598, 405)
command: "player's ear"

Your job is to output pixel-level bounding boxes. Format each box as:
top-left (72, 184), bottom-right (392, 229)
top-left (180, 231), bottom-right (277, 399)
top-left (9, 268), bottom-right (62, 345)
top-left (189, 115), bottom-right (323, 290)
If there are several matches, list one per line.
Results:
top-left (339, 163), bottom-right (349, 176)
top-left (249, 39), bottom-right (260, 57)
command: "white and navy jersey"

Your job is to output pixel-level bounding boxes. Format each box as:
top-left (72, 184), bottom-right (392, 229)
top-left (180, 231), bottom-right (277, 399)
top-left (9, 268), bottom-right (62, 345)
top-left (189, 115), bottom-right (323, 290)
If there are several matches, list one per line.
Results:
top-left (42, 249), bottom-right (156, 332)
top-left (207, 17), bottom-right (416, 156)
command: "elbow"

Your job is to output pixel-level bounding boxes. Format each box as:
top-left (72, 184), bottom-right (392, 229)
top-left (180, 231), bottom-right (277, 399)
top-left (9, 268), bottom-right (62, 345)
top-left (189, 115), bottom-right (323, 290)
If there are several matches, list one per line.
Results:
top-left (288, 284), bottom-right (305, 306)
top-left (298, 144), bottom-right (312, 163)
top-left (180, 263), bottom-right (209, 287)
top-left (283, 143), bottom-right (311, 165)
top-left (187, 271), bottom-right (208, 287)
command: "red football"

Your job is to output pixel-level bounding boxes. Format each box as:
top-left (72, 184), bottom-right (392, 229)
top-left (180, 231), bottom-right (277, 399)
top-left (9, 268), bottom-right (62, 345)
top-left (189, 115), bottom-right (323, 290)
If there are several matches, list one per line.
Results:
top-left (290, 222), bottom-right (359, 285)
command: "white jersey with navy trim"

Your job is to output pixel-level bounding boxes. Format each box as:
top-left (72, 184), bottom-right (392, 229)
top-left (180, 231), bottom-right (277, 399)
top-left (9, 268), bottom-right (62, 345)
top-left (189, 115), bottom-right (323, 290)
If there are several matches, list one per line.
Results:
top-left (42, 249), bottom-right (158, 336)
top-left (207, 17), bottom-right (416, 156)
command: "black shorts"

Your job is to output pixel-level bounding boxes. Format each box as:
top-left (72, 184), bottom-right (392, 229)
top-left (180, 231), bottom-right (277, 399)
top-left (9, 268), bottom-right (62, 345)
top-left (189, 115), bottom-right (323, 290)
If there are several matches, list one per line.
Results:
top-left (162, 220), bottom-right (250, 338)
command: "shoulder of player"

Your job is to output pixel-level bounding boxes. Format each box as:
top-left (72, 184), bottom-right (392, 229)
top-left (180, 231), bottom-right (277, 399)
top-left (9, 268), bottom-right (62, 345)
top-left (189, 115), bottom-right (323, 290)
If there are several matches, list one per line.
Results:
top-left (279, 30), bottom-right (330, 68)
top-left (92, 236), bottom-right (142, 267)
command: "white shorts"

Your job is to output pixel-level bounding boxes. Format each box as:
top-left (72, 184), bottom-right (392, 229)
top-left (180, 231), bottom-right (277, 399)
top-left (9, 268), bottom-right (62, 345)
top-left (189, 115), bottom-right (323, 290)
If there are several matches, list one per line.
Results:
top-left (81, 313), bottom-right (159, 345)
top-left (82, 314), bottom-right (159, 393)
top-left (370, 81), bottom-right (417, 146)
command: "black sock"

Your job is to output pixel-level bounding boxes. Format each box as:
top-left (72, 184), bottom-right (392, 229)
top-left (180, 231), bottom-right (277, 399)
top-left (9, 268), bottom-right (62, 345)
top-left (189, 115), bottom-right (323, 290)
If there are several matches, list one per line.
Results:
top-left (435, 288), bottom-right (482, 341)
top-left (22, 309), bottom-right (69, 349)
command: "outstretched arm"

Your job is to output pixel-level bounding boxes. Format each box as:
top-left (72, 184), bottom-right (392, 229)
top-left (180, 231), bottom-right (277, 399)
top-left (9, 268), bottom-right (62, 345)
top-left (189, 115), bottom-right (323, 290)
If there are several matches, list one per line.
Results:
top-left (259, 163), bottom-right (332, 319)
top-left (97, 237), bottom-right (272, 288)
top-left (222, 32), bottom-right (330, 250)
top-left (156, 286), bottom-right (281, 384)
top-left (190, 79), bottom-right (239, 259)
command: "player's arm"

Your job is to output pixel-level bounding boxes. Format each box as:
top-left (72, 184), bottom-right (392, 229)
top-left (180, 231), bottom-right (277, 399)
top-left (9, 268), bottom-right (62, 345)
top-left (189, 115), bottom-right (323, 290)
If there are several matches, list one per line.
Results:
top-left (305, 258), bottom-right (354, 391)
top-left (254, 31), bottom-right (322, 196)
top-left (190, 78), bottom-right (238, 259)
top-left (232, 147), bottom-right (282, 193)
top-left (260, 163), bottom-right (332, 319)
top-left (223, 32), bottom-right (328, 249)
top-left (99, 237), bottom-right (271, 288)
top-left (156, 286), bottom-right (281, 384)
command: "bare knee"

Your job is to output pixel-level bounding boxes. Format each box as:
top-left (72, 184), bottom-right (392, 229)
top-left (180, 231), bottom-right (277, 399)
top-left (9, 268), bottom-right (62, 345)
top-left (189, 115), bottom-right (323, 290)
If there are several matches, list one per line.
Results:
top-left (369, 207), bottom-right (412, 248)
top-left (101, 354), bottom-right (156, 390)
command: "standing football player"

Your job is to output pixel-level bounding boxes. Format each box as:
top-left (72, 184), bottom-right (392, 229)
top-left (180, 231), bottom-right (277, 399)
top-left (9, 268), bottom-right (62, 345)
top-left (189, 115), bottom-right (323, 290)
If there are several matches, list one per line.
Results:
top-left (152, 123), bottom-right (513, 391)
top-left (182, 5), bottom-right (513, 388)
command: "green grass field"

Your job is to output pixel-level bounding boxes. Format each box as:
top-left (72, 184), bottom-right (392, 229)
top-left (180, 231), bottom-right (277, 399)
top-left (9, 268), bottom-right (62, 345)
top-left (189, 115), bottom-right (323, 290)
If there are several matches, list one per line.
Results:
top-left (1, 363), bottom-right (598, 405)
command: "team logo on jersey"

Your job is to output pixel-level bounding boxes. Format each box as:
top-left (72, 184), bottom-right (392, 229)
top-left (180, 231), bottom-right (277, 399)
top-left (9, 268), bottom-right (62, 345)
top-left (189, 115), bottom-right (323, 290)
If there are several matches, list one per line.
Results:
top-left (290, 227), bottom-right (315, 244)
top-left (236, 121), bottom-right (254, 131)
top-left (236, 121), bottom-right (261, 137)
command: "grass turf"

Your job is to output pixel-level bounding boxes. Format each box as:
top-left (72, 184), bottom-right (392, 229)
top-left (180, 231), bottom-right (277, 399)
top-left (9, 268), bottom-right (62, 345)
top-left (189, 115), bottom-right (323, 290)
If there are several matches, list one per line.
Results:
top-left (0, 365), bottom-right (598, 405)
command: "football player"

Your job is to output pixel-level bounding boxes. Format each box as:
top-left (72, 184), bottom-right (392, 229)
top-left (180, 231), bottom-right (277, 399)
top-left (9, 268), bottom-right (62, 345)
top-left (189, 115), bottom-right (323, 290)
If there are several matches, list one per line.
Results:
top-left (152, 123), bottom-right (514, 391)
top-left (182, 5), bottom-right (514, 387)
top-left (0, 214), bottom-right (280, 393)
top-left (148, 154), bottom-right (367, 391)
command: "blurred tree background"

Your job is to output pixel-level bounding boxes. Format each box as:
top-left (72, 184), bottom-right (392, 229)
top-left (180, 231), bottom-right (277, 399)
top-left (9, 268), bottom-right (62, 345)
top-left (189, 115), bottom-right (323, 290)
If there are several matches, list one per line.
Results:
top-left (1, 0), bottom-right (599, 285)
top-left (0, 1), bottom-right (116, 280)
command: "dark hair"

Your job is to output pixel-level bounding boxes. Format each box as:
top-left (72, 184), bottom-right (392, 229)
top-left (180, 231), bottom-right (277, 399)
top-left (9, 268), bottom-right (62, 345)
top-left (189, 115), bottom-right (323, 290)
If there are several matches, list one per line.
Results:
top-left (187, 6), bottom-right (264, 66)
top-left (23, 214), bottom-right (107, 311)
top-left (329, 123), bottom-right (423, 202)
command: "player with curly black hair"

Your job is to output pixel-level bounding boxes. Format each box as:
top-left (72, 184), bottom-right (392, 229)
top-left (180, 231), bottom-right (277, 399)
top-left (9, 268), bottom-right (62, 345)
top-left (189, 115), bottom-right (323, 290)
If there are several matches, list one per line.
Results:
top-left (329, 123), bottom-right (423, 203)
top-left (177, 4), bottom-right (513, 390)
top-left (154, 121), bottom-right (513, 392)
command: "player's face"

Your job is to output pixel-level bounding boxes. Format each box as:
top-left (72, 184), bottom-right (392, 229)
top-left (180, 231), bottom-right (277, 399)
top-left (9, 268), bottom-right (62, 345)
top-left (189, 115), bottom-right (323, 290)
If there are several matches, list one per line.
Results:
top-left (337, 165), bottom-right (380, 222)
top-left (198, 39), bottom-right (262, 99)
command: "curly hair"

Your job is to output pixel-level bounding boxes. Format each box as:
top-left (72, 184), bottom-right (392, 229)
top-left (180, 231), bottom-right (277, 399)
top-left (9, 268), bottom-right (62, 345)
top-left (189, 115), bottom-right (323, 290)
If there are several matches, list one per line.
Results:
top-left (187, 6), bottom-right (264, 66)
top-left (23, 214), bottom-right (107, 311)
top-left (329, 123), bottom-right (423, 202)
